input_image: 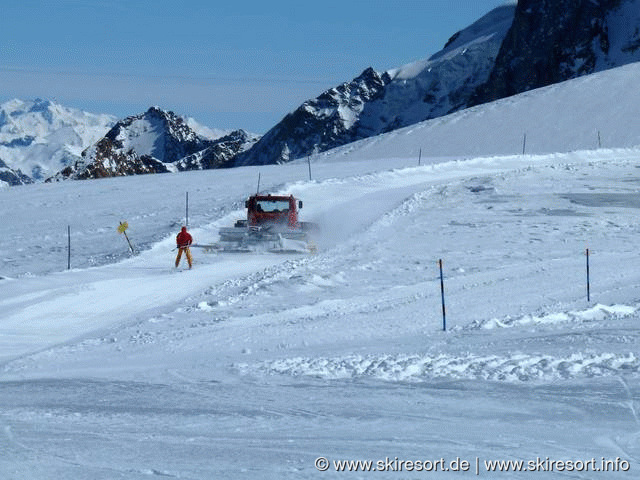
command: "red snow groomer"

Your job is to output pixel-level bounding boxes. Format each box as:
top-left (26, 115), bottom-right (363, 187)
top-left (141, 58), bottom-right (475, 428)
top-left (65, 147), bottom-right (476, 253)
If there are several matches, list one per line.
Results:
top-left (217, 194), bottom-right (318, 252)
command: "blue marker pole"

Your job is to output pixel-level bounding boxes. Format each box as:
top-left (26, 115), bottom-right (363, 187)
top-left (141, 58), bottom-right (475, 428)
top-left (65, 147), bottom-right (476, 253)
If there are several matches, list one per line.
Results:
top-left (586, 248), bottom-right (590, 302)
top-left (67, 225), bottom-right (71, 270)
top-left (439, 259), bottom-right (446, 331)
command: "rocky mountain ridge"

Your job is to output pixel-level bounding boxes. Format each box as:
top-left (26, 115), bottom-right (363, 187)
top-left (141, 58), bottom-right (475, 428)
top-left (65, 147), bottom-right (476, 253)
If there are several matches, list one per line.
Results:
top-left (234, 5), bottom-right (516, 167)
top-left (49, 107), bottom-right (257, 181)
top-left (0, 158), bottom-right (32, 186)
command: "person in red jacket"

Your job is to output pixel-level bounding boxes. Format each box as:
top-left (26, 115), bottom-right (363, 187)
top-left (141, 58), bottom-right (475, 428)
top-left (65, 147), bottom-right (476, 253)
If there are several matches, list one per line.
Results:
top-left (175, 226), bottom-right (193, 269)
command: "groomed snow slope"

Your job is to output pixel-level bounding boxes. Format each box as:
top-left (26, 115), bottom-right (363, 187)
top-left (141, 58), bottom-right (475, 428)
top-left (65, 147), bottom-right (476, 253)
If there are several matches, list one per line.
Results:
top-left (2, 64), bottom-right (640, 478)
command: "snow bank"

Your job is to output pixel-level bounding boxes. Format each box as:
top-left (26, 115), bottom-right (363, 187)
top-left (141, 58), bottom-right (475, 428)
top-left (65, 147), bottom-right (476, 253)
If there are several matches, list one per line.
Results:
top-left (476, 304), bottom-right (638, 330)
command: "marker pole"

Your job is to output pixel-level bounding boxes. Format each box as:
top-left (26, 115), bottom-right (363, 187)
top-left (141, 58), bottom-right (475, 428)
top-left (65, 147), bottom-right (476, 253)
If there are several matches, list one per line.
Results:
top-left (586, 248), bottom-right (590, 302)
top-left (67, 225), bottom-right (71, 270)
top-left (439, 259), bottom-right (446, 331)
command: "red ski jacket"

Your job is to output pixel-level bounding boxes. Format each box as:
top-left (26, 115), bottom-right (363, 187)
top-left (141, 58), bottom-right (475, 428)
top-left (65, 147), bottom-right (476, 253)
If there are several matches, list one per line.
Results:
top-left (176, 227), bottom-right (193, 248)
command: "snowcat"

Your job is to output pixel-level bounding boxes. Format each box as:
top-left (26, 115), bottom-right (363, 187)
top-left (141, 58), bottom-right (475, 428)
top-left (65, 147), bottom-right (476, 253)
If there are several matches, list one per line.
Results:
top-left (215, 194), bottom-right (318, 253)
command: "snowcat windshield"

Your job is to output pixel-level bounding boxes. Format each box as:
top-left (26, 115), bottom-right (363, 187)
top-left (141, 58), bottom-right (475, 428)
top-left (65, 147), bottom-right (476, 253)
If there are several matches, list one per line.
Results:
top-left (256, 200), bottom-right (290, 213)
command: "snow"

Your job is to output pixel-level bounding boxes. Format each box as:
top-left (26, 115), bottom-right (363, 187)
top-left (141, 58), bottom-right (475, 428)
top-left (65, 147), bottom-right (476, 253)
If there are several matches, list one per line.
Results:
top-left (390, 4), bottom-right (515, 78)
top-left (319, 61), bottom-right (640, 163)
top-left (0, 99), bottom-right (115, 180)
top-left (185, 117), bottom-right (233, 141)
top-left (116, 116), bottom-right (167, 162)
top-left (3, 63), bottom-right (640, 478)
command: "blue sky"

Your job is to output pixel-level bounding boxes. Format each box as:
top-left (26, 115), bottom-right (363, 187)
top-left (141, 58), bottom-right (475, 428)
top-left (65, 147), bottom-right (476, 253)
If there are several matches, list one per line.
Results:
top-left (1, 0), bottom-right (514, 133)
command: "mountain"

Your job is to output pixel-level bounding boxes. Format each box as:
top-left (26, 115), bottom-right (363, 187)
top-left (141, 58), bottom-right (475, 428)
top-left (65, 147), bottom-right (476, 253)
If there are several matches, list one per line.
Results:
top-left (0, 158), bottom-right (32, 186)
top-left (233, 5), bottom-right (517, 167)
top-left (472, 0), bottom-right (640, 104)
top-left (0, 98), bottom-right (116, 181)
top-left (49, 107), bottom-right (258, 180)
top-left (314, 61), bottom-right (640, 162)
top-left (176, 129), bottom-right (259, 171)
top-left (237, 0), bottom-right (640, 167)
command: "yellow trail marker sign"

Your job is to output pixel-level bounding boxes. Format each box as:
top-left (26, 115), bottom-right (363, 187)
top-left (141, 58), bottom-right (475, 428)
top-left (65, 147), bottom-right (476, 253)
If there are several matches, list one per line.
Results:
top-left (118, 221), bottom-right (134, 253)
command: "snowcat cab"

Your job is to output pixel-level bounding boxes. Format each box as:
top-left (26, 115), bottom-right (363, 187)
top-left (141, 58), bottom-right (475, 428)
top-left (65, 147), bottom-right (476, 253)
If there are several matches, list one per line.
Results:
top-left (246, 194), bottom-right (302, 229)
top-left (216, 193), bottom-right (317, 253)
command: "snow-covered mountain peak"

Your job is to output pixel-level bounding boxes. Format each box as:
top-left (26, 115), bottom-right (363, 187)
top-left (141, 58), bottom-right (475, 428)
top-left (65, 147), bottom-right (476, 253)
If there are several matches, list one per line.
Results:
top-left (0, 98), bottom-right (116, 181)
top-left (0, 98), bottom-right (114, 138)
top-left (389, 4), bottom-right (516, 82)
top-left (108, 107), bottom-right (205, 159)
top-left (434, 4), bottom-right (517, 60)
top-left (103, 107), bottom-right (214, 162)
top-left (184, 117), bottom-right (232, 141)
top-left (50, 106), bottom-right (259, 180)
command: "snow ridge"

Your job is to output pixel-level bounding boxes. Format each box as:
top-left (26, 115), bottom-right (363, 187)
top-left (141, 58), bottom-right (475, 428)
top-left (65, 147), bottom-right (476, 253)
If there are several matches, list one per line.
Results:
top-left (238, 351), bottom-right (639, 383)
top-left (474, 304), bottom-right (638, 330)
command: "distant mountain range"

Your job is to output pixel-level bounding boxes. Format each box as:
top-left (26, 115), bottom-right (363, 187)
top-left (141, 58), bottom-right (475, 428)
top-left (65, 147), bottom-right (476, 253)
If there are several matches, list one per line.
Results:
top-left (49, 107), bottom-right (257, 181)
top-left (3, 0), bottom-right (640, 185)
top-left (0, 98), bottom-right (116, 184)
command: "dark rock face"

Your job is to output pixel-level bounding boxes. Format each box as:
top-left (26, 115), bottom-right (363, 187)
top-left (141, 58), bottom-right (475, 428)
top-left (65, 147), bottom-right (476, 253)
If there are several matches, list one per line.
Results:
top-left (177, 130), bottom-right (259, 170)
top-left (234, 67), bottom-right (391, 167)
top-left (0, 158), bottom-right (33, 186)
top-left (53, 137), bottom-right (170, 180)
top-left (1, 136), bottom-right (36, 148)
top-left (472, 0), bottom-right (639, 104)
